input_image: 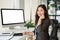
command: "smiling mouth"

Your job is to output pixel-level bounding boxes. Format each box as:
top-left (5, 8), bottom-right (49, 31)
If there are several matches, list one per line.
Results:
top-left (39, 14), bottom-right (42, 16)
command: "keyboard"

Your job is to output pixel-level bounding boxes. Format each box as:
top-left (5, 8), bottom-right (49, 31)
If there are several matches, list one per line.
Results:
top-left (0, 32), bottom-right (13, 36)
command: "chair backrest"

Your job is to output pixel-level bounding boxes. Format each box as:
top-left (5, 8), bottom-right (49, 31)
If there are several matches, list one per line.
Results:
top-left (49, 19), bottom-right (59, 40)
top-left (50, 19), bottom-right (58, 25)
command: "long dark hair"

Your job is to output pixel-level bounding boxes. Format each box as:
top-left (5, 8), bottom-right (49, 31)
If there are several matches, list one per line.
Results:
top-left (35, 4), bottom-right (50, 25)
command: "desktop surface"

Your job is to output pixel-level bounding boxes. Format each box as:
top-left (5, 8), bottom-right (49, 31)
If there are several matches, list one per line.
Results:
top-left (0, 27), bottom-right (34, 40)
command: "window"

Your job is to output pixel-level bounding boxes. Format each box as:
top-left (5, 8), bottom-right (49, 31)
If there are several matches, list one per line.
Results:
top-left (48, 0), bottom-right (60, 23)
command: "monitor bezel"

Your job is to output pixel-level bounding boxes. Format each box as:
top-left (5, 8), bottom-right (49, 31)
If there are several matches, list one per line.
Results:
top-left (1, 8), bottom-right (25, 25)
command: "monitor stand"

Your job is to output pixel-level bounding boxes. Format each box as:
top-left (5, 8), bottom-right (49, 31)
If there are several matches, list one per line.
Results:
top-left (9, 25), bottom-right (15, 30)
top-left (9, 26), bottom-right (14, 30)
top-left (9, 25), bottom-right (21, 30)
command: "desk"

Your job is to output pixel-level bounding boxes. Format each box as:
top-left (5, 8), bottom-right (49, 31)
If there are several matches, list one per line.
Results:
top-left (0, 35), bottom-right (35, 40)
top-left (0, 36), bottom-right (13, 40)
top-left (11, 35), bottom-right (35, 40)
top-left (11, 35), bottom-right (26, 40)
top-left (0, 35), bottom-right (27, 40)
top-left (0, 27), bottom-right (34, 40)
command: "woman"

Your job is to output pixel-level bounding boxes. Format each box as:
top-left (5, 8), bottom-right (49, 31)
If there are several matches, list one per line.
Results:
top-left (22, 4), bottom-right (50, 40)
top-left (34, 4), bottom-right (50, 40)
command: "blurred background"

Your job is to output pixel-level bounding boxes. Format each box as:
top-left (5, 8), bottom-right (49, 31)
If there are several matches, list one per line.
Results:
top-left (0, 0), bottom-right (60, 40)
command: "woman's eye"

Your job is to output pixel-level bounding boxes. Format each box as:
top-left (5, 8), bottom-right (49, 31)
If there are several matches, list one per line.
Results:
top-left (41, 10), bottom-right (43, 11)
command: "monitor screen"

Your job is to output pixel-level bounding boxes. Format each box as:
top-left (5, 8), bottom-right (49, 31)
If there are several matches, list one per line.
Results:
top-left (1, 9), bottom-right (25, 25)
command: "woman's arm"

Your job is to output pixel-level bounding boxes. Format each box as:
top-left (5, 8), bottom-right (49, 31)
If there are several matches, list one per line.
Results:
top-left (41, 19), bottom-right (50, 31)
top-left (22, 31), bottom-right (34, 36)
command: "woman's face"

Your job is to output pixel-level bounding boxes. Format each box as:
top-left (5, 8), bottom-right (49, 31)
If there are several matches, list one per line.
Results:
top-left (37, 7), bottom-right (45, 17)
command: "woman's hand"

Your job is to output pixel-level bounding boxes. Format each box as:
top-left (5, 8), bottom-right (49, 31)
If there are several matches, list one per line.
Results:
top-left (28, 32), bottom-right (34, 35)
top-left (23, 32), bottom-right (34, 35)
top-left (23, 32), bottom-right (34, 40)
top-left (37, 15), bottom-right (45, 25)
top-left (40, 15), bottom-right (45, 20)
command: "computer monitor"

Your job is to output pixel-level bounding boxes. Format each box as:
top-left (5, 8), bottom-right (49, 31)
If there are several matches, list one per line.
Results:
top-left (1, 9), bottom-right (25, 29)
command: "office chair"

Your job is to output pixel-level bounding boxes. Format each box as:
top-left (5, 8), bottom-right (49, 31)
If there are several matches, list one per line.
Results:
top-left (49, 19), bottom-right (59, 40)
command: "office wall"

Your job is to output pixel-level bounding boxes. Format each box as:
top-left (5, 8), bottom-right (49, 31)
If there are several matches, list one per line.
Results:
top-left (0, 0), bottom-right (1, 28)
top-left (0, 0), bottom-right (21, 9)
top-left (0, 0), bottom-right (13, 8)
top-left (20, 0), bottom-right (24, 9)
top-left (24, 0), bottom-right (39, 23)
